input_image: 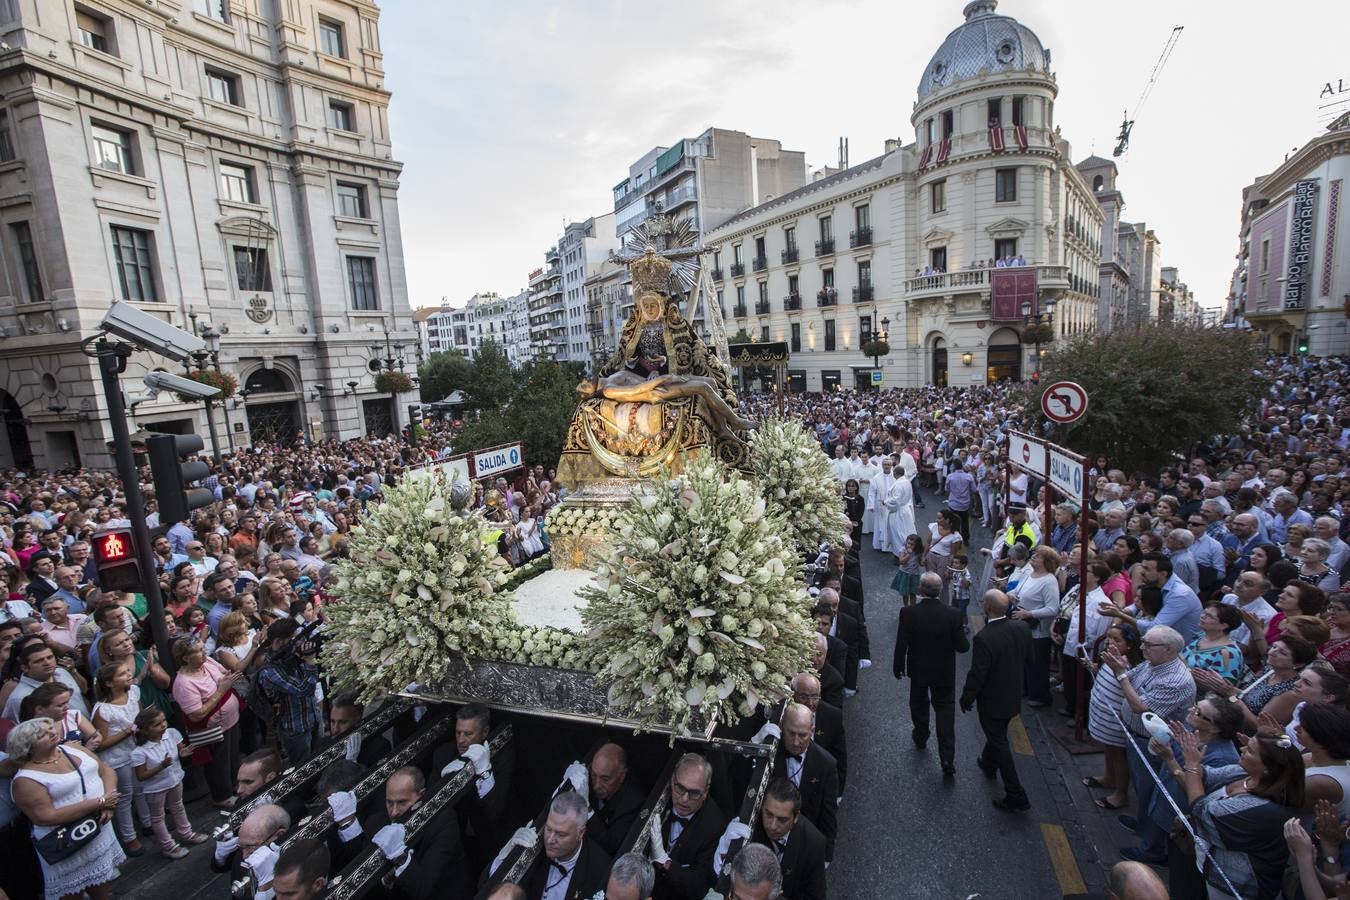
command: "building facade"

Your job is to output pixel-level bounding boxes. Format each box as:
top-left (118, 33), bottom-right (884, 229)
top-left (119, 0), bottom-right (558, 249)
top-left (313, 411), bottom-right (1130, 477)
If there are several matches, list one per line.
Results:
top-left (1230, 112), bottom-right (1350, 356)
top-left (703, 0), bottom-right (1101, 391)
top-left (0, 0), bottom-right (414, 469)
top-left (414, 304), bottom-right (456, 358)
top-left (415, 291), bottom-right (531, 365)
top-left (584, 255), bottom-right (631, 369)
top-left (554, 214), bottom-right (618, 364)
top-left (1117, 222), bottom-right (1164, 328)
top-left (1076, 156), bottom-right (1132, 331)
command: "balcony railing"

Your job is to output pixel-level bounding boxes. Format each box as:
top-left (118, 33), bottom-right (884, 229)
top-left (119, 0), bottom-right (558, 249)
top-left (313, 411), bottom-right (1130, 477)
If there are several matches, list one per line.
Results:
top-left (730, 262), bottom-right (745, 278)
top-left (733, 304), bottom-right (748, 318)
top-left (781, 247), bottom-right (799, 265)
top-left (712, 268), bottom-right (724, 282)
top-left (902, 263), bottom-right (1071, 301)
top-left (755, 300), bottom-right (771, 315)
top-left (853, 285), bottom-right (874, 302)
top-left (752, 255), bottom-right (768, 273)
top-left (815, 238), bottom-right (835, 257)
top-left (850, 227), bottom-right (873, 249)
top-left (783, 292), bottom-right (802, 311)
top-left (817, 288), bottom-right (838, 307)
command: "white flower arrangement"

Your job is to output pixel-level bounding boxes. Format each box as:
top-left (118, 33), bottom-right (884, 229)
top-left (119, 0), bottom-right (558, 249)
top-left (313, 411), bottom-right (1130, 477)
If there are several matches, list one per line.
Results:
top-left (577, 455), bottom-right (816, 735)
top-left (544, 503), bottom-right (621, 538)
top-left (749, 417), bottom-right (849, 551)
top-left (326, 473), bottom-right (517, 701)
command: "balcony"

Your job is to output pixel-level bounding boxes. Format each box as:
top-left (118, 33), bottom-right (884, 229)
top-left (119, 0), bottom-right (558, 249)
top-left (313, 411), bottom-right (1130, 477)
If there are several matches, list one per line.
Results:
top-left (730, 262), bottom-right (745, 278)
top-left (783, 292), bottom-right (802, 311)
top-left (817, 288), bottom-right (838, 307)
top-left (815, 238), bottom-right (835, 257)
top-left (853, 285), bottom-right (874, 302)
top-left (755, 300), bottom-right (771, 315)
top-left (752, 255), bottom-right (768, 273)
top-left (781, 247), bottom-right (799, 265)
top-left (902, 263), bottom-right (1071, 305)
top-left (712, 268), bottom-right (724, 282)
top-left (733, 304), bottom-right (748, 318)
top-left (850, 227), bottom-right (873, 249)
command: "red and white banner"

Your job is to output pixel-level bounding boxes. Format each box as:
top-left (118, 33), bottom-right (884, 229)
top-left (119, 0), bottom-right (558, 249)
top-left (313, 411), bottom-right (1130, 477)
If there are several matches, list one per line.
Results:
top-left (936, 138), bottom-right (952, 164)
top-left (988, 126), bottom-right (1005, 153)
top-left (1014, 125), bottom-right (1028, 151)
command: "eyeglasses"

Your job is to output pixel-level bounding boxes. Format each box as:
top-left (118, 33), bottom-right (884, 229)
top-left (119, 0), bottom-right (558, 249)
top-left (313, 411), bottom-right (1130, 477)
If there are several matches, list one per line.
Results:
top-left (1140, 640), bottom-right (1170, 648)
top-left (671, 782), bottom-right (706, 800)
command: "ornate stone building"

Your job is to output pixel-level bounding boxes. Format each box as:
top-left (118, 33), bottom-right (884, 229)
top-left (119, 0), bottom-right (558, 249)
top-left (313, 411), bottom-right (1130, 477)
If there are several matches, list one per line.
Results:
top-left (703, 0), bottom-right (1102, 390)
top-left (0, 0), bottom-right (413, 469)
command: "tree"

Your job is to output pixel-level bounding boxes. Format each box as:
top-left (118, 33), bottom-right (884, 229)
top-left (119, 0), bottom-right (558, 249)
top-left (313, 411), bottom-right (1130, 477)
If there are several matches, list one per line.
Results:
top-left (463, 340), bottom-right (515, 411)
top-left (417, 350), bottom-right (472, 403)
top-left (454, 359), bottom-right (584, 467)
top-left (1021, 326), bottom-right (1264, 475)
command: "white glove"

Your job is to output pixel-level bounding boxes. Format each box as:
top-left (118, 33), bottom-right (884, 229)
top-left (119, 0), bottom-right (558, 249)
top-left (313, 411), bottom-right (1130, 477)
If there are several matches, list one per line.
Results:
top-left (647, 815), bottom-right (670, 866)
top-left (751, 722), bottom-right (781, 744)
top-left (509, 825), bottom-right (537, 850)
top-left (244, 843), bottom-right (279, 890)
top-left (713, 817), bottom-right (752, 876)
top-left (372, 823), bottom-right (407, 861)
top-left (464, 742), bottom-right (492, 776)
top-left (859, 658), bottom-right (873, 670)
top-left (327, 790), bottom-right (357, 823)
top-left (561, 761), bottom-right (589, 801)
top-left (213, 832), bottom-right (239, 865)
top-left (342, 731), bottom-right (363, 762)
top-left (441, 758), bottom-right (467, 777)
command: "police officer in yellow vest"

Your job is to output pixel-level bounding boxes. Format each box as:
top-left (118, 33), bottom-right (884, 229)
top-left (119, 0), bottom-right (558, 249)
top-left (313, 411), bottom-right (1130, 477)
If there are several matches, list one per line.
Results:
top-left (1002, 503), bottom-right (1038, 551)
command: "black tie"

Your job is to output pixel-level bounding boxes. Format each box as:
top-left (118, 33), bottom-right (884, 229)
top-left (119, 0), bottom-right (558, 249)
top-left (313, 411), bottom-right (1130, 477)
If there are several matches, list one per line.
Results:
top-left (787, 753), bottom-right (803, 763)
top-left (775, 838), bottom-right (789, 859)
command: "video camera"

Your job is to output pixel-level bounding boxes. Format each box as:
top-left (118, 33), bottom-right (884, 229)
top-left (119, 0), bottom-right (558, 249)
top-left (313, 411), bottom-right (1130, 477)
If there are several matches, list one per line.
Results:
top-left (268, 618), bottom-right (328, 667)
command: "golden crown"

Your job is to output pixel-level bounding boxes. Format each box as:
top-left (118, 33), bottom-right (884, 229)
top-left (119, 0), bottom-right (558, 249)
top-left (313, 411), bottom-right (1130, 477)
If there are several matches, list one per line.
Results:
top-left (629, 247), bottom-right (672, 295)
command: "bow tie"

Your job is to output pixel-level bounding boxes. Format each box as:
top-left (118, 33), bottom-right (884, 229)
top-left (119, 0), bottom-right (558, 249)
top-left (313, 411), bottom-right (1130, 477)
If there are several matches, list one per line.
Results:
top-left (668, 813), bottom-right (690, 825)
top-left (786, 752), bottom-right (803, 763)
top-left (549, 859), bottom-right (570, 874)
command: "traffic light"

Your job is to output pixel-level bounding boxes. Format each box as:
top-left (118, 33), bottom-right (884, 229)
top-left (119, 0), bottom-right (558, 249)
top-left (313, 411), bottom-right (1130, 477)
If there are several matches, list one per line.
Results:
top-left (146, 433), bottom-right (214, 525)
top-left (93, 528), bottom-right (141, 592)
top-left (1298, 335), bottom-right (1310, 354)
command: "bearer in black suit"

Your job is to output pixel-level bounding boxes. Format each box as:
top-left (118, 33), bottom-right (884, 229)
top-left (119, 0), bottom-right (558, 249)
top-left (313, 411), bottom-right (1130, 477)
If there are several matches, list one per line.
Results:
top-left (813, 601), bottom-right (858, 692)
top-left (311, 694), bottom-right (392, 768)
top-left (770, 704), bottom-right (838, 861)
top-left (821, 572), bottom-right (871, 665)
top-left (434, 704), bottom-right (515, 871)
top-left (894, 571), bottom-right (970, 777)
top-left (585, 742), bottom-right (645, 858)
top-left (792, 672), bottom-right (847, 791)
top-left (649, 754), bottom-right (726, 900)
top-left (362, 767), bottom-right (470, 900)
top-left (810, 634), bottom-right (846, 708)
top-left (960, 590), bottom-right (1034, 812)
top-left (712, 778), bottom-right (826, 900)
top-left (516, 790), bottom-right (612, 900)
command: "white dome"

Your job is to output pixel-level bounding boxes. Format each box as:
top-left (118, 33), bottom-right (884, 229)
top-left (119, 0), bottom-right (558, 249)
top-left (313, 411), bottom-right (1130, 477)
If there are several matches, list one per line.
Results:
top-left (917, 1), bottom-right (1051, 103)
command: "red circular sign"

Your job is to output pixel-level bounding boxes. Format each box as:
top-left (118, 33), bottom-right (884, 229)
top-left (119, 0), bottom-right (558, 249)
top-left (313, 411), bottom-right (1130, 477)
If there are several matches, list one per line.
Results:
top-left (1041, 381), bottom-right (1089, 424)
top-left (1021, 443), bottom-right (1031, 463)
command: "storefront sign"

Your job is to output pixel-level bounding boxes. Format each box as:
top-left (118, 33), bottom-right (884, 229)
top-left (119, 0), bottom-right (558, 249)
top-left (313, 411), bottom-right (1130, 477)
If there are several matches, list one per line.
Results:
top-left (1284, 179), bottom-right (1319, 310)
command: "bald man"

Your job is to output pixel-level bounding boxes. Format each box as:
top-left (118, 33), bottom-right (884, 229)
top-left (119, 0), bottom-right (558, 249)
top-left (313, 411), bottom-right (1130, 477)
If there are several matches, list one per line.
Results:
top-left (586, 743), bottom-right (646, 857)
top-left (960, 590), bottom-right (1033, 812)
top-left (771, 703), bottom-right (838, 861)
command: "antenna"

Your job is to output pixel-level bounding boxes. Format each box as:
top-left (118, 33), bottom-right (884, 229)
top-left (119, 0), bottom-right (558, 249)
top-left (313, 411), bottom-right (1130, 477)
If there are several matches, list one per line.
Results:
top-left (1114, 24), bottom-right (1183, 157)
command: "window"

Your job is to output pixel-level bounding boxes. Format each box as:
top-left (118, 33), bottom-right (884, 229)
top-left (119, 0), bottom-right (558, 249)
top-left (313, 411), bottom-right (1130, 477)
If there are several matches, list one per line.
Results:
top-left (758, 281), bottom-right (768, 302)
top-left (713, 251), bottom-right (721, 270)
top-left (788, 274), bottom-right (799, 294)
top-left (940, 109), bottom-right (954, 139)
top-left (198, 0), bottom-right (230, 23)
top-left (994, 238), bottom-right (1018, 260)
top-left (855, 204), bottom-right (870, 231)
top-left (76, 9), bottom-right (111, 53)
top-left (824, 319), bottom-right (836, 352)
top-left (219, 162), bottom-right (254, 203)
top-left (318, 17), bottom-right (345, 57)
top-left (987, 97), bottom-right (1002, 126)
top-left (819, 216), bottom-right (833, 241)
top-left (930, 246), bottom-right (948, 272)
top-left (925, 118), bottom-right (935, 146)
top-left (232, 246), bottom-right (272, 292)
top-left (860, 315), bottom-right (872, 342)
top-left (205, 68), bottom-right (240, 106)
top-left (732, 244), bottom-right (742, 265)
top-left (995, 168), bottom-right (1017, 202)
top-left (822, 268), bottom-right (834, 288)
top-left (110, 226), bottom-right (158, 302)
top-left (858, 260), bottom-right (871, 288)
top-left (91, 124), bottom-right (133, 174)
top-left (1092, 175), bottom-right (1104, 193)
top-left (735, 285), bottom-right (745, 305)
top-left (1259, 239), bottom-right (1271, 275)
top-left (790, 323), bottom-right (801, 352)
top-left (327, 100), bottom-right (355, 132)
top-left (784, 227), bottom-right (796, 251)
top-left (754, 236), bottom-right (765, 258)
top-left (346, 256), bottom-right (377, 310)
top-left (759, 325), bottom-right (770, 342)
top-left (0, 110), bottom-right (13, 162)
top-left (931, 179), bottom-right (946, 213)
top-left (1011, 96), bottom-right (1025, 126)
top-left (12, 222), bottom-right (43, 302)
top-left (336, 181), bottom-right (368, 218)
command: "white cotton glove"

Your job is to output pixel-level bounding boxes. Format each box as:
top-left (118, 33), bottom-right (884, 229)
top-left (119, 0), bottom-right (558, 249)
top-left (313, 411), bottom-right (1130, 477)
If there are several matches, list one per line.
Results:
top-left (372, 823), bottom-right (407, 861)
top-left (342, 731), bottom-right (363, 762)
top-left (647, 815), bottom-right (670, 866)
top-left (213, 831), bottom-right (239, 865)
top-left (859, 658), bottom-right (873, 670)
top-left (441, 758), bottom-right (467, 778)
top-left (713, 818), bottom-right (752, 877)
top-left (244, 843), bottom-right (279, 891)
top-left (751, 722), bottom-right (781, 744)
top-left (561, 761), bottom-right (589, 801)
top-left (327, 790), bottom-right (357, 823)
top-left (464, 742), bottom-right (492, 776)
top-left (490, 825), bottom-right (538, 875)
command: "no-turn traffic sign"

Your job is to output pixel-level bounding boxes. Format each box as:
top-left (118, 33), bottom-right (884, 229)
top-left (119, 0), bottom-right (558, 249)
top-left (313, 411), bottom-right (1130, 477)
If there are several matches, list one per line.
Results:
top-left (1041, 381), bottom-right (1089, 424)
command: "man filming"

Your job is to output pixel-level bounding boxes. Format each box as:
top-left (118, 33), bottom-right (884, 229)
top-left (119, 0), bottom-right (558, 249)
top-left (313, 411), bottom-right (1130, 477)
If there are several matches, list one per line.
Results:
top-left (255, 619), bottom-right (323, 764)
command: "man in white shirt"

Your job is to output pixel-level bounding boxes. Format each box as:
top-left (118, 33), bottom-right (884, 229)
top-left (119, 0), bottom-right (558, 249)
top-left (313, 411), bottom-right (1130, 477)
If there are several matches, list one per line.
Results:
top-left (1314, 516), bottom-right (1350, 572)
top-left (2, 641), bottom-right (89, 722)
top-left (1220, 571), bottom-right (1277, 646)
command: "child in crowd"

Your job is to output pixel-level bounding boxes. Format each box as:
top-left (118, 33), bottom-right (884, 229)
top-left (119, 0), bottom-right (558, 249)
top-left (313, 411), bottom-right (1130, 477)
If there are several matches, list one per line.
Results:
top-left (890, 534), bottom-right (925, 606)
top-left (949, 554), bottom-right (972, 617)
top-left (130, 707), bottom-right (205, 859)
top-left (92, 661), bottom-right (144, 855)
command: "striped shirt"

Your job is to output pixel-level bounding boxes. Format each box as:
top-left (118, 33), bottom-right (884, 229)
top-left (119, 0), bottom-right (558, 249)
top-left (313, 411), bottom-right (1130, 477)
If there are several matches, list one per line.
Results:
top-left (1120, 656), bottom-right (1195, 738)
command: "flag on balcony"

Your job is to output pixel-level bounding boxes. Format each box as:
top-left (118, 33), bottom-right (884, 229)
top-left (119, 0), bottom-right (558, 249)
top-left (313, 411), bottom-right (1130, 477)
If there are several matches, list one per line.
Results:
top-left (990, 269), bottom-right (1039, 321)
top-left (988, 126), bottom-right (1005, 153)
top-left (936, 138), bottom-right (952, 164)
top-left (1014, 125), bottom-right (1028, 151)
top-left (919, 144), bottom-right (932, 170)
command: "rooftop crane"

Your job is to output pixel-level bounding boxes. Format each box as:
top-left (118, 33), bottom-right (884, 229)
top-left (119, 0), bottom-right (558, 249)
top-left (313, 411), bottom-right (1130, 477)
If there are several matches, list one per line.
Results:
top-left (1114, 25), bottom-right (1184, 157)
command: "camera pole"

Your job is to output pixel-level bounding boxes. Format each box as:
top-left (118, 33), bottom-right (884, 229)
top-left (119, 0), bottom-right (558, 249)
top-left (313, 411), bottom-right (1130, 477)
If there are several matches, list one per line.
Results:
top-left (95, 339), bottom-right (176, 673)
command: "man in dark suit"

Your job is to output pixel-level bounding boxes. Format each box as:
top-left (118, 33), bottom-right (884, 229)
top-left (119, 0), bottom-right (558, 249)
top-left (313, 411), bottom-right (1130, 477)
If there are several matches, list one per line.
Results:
top-left (517, 790), bottom-right (611, 900)
top-left (585, 742), bottom-right (645, 857)
top-left (363, 767), bottom-right (471, 899)
top-left (960, 590), bottom-right (1034, 812)
top-left (747, 778), bottom-right (828, 900)
top-left (810, 634), bottom-right (846, 708)
top-left (793, 672), bottom-right (846, 791)
top-left (312, 694), bottom-right (392, 768)
top-left (651, 753), bottom-right (726, 900)
top-left (771, 703), bottom-right (838, 861)
top-left (895, 571), bottom-right (970, 777)
top-left (434, 704), bottom-right (515, 872)
top-left (821, 572), bottom-right (871, 664)
top-left (813, 601), bottom-right (858, 691)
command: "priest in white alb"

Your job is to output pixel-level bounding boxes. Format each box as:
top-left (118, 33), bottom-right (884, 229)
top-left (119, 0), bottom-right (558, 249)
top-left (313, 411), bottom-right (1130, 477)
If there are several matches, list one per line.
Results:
top-left (881, 455), bottom-right (916, 559)
top-left (869, 456), bottom-right (898, 552)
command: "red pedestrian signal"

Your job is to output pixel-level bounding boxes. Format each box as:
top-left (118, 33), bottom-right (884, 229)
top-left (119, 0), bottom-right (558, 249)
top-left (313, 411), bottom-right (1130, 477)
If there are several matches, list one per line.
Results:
top-left (93, 528), bottom-right (141, 592)
top-left (96, 532), bottom-right (130, 562)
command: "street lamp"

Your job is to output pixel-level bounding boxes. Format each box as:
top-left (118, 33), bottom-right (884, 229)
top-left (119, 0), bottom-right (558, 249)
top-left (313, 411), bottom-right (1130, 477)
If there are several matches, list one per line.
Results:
top-left (1021, 297), bottom-right (1057, 380)
top-left (869, 316), bottom-right (890, 369)
top-left (185, 323), bottom-right (224, 464)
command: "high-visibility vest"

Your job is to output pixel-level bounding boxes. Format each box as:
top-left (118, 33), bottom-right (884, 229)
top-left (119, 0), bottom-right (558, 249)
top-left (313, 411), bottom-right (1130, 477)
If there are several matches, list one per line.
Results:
top-left (1003, 521), bottom-right (1037, 548)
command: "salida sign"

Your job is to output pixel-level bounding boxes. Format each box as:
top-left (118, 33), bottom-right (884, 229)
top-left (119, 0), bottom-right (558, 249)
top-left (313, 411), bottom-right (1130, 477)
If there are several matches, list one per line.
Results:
top-left (471, 443), bottom-right (524, 479)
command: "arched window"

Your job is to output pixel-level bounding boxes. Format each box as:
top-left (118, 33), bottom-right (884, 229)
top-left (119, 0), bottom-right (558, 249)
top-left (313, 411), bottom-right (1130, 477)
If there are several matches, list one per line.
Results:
top-left (1093, 175), bottom-right (1104, 192)
top-left (244, 368), bottom-right (292, 395)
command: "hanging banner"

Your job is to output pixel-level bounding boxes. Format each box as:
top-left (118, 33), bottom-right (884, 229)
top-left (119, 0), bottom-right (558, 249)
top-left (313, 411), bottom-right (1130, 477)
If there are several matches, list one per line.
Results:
top-left (991, 268), bottom-right (1038, 320)
top-left (1284, 179), bottom-right (1319, 310)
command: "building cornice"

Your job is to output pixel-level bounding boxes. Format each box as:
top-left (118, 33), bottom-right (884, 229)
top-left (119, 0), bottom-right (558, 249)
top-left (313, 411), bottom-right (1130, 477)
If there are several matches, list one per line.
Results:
top-left (1254, 131), bottom-right (1350, 199)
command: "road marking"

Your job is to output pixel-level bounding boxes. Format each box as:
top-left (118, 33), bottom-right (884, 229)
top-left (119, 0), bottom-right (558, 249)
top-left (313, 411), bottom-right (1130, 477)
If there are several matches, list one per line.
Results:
top-left (1041, 823), bottom-right (1087, 894)
top-left (1011, 715), bottom-right (1032, 755)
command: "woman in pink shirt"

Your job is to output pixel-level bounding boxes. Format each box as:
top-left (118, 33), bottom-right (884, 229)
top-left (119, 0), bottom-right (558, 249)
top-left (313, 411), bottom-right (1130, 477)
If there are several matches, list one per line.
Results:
top-left (169, 638), bottom-right (242, 808)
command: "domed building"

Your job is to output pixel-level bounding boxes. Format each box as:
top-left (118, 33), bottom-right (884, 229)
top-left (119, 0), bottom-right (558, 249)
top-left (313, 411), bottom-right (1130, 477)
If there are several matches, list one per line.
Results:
top-left (704, 0), bottom-right (1103, 390)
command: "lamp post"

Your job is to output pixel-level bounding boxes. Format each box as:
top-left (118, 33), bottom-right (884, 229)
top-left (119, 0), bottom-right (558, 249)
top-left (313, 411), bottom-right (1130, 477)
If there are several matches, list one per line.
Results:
top-left (1020, 296), bottom-right (1057, 380)
top-left (186, 323), bottom-right (224, 464)
top-left (869, 316), bottom-right (890, 369)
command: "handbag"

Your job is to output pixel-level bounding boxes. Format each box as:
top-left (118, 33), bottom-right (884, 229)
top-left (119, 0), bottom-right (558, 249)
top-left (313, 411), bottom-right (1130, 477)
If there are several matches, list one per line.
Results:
top-left (32, 748), bottom-right (102, 864)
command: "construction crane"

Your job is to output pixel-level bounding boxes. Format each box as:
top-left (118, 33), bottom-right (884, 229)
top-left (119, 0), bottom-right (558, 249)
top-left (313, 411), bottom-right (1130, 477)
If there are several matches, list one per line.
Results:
top-left (1114, 25), bottom-right (1184, 157)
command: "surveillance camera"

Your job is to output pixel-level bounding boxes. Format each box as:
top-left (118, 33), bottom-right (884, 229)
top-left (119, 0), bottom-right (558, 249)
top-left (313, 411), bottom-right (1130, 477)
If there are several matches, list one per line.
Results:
top-left (144, 370), bottom-right (221, 400)
top-left (313, 385), bottom-right (327, 392)
top-left (101, 302), bottom-right (205, 363)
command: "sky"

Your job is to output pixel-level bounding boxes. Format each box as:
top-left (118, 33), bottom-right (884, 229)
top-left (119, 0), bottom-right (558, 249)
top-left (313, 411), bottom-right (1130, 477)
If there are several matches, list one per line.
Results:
top-left (378, 0), bottom-right (1345, 312)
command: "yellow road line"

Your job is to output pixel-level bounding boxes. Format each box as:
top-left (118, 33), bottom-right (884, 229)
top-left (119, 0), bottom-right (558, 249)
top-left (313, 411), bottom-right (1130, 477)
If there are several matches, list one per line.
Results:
top-left (1041, 824), bottom-right (1087, 895)
top-left (1010, 715), bottom-right (1032, 756)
